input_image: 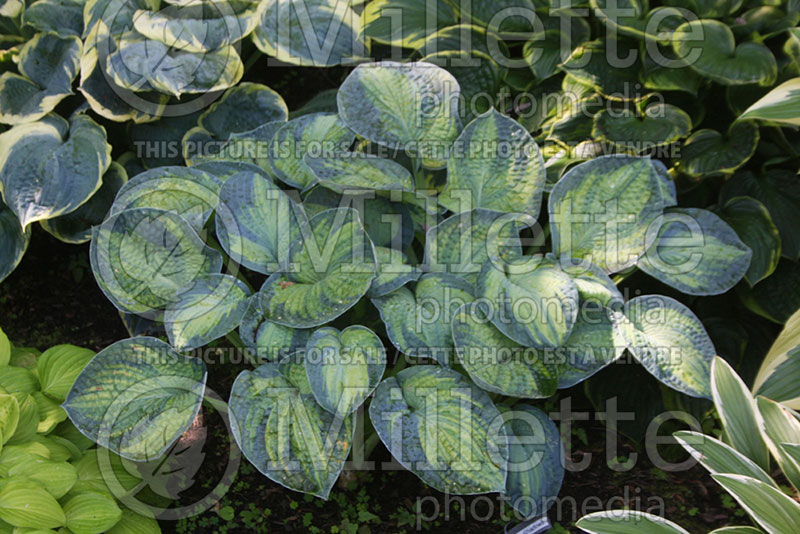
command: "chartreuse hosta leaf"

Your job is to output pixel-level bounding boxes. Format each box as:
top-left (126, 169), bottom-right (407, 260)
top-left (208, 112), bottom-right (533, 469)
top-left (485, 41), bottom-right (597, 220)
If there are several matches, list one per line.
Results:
top-left (637, 208), bottom-right (752, 296)
top-left (0, 114), bottom-right (111, 229)
top-left (369, 365), bottom-right (507, 494)
top-left (755, 397), bottom-right (800, 491)
top-left (165, 274), bottom-right (251, 351)
top-left (719, 197), bottom-right (781, 286)
top-left (253, 0), bottom-right (366, 66)
top-left (215, 170), bottom-right (304, 274)
top-left (617, 295), bottom-right (715, 399)
top-left (304, 326), bottom-right (386, 416)
top-left (259, 208), bottom-right (376, 328)
top-left (362, 0), bottom-right (457, 49)
top-left (591, 0), bottom-right (685, 41)
top-left (63, 491), bottom-right (122, 534)
top-left (673, 431), bottom-right (775, 486)
top-left (338, 61), bottom-right (461, 168)
top-left (549, 155), bottom-right (674, 273)
top-left (502, 404), bottom-right (564, 519)
top-left (479, 257), bottom-right (579, 349)
top-left (0, 200), bottom-right (30, 283)
top-left (452, 302), bottom-right (558, 398)
top-left (754, 309), bottom-right (800, 409)
top-left (90, 208), bottom-right (223, 315)
top-left (592, 102), bottom-right (692, 151)
top-left (36, 344), bottom-right (95, 402)
top-left (438, 109), bottom-right (545, 216)
top-left (713, 474), bottom-right (800, 534)
top-left (229, 356), bottom-right (354, 499)
top-left (577, 511), bottom-right (690, 534)
top-left (269, 113), bottom-right (356, 190)
top-left (678, 121), bottom-right (759, 178)
top-left (0, 478), bottom-right (66, 529)
top-left (368, 246), bottom-right (421, 298)
top-left (372, 273), bottom-right (474, 363)
top-left (672, 20), bottom-right (777, 86)
top-left (64, 337), bottom-right (207, 462)
top-left (739, 78), bottom-right (800, 126)
top-left (0, 394), bottom-right (19, 444)
top-left (556, 306), bottom-right (626, 389)
top-left (306, 153), bottom-right (414, 194)
top-left (7, 457), bottom-right (77, 498)
top-left (0, 32), bottom-right (81, 124)
top-left (239, 298), bottom-right (310, 363)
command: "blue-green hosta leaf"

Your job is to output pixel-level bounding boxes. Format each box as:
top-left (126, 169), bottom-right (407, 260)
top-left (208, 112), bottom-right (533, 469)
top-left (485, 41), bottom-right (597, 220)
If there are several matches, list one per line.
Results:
top-left (552, 257), bottom-right (624, 307)
top-left (638, 208), bottom-right (751, 296)
top-left (253, 0), bottom-right (367, 66)
top-left (556, 307), bottom-right (626, 389)
top-left (229, 357), bottom-right (354, 499)
top-left (502, 404), bottom-right (564, 519)
top-left (617, 295), bottom-right (715, 399)
top-left (64, 337), bottom-right (207, 461)
top-left (130, 111), bottom-right (201, 169)
top-left (259, 208), bottom-right (376, 328)
top-left (673, 431), bottom-right (775, 486)
top-left (663, 0), bottom-right (738, 18)
top-left (304, 326), bottom-right (386, 416)
top-left (439, 109), bottom-right (545, 216)
top-left (719, 197), bottom-right (781, 286)
top-left (739, 78), bottom-right (800, 126)
top-left (269, 113), bottom-right (355, 190)
top-left (713, 474), bottom-right (800, 534)
top-left (41, 162), bottom-right (128, 244)
top-left (338, 61), bottom-right (461, 168)
top-left (678, 121), bottom-right (759, 178)
top-left (110, 166), bottom-right (221, 231)
top-left (216, 171), bottom-right (304, 274)
top-left (592, 103), bottom-right (692, 152)
top-left (192, 121), bottom-right (284, 169)
top-left (0, 33), bottom-right (81, 124)
top-left (559, 40), bottom-right (643, 101)
top-left (672, 20), bottom-right (777, 86)
top-left (591, 0), bottom-right (686, 41)
top-left (478, 257), bottom-right (579, 349)
top-left (362, 0), bottom-right (457, 49)
top-left (90, 208), bottom-right (223, 316)
top-left (239, 297), bottom-right (311, 363)
top-left (369, 365), bottom-right (507, 494)
top-left (306, 153), bottom-right (414, 194)
top-left (192, 160), bottom-right (271, 182)
top-left (372, 273), bottom-right (474, 363)
top-left (165, 274), bottom-right (251, 351)
top-left (548, 155), bottom-right (673, 273)
top-left (368, 246), bottom-right (421, 298)
top-left (0, 201), bottom-right (30, 283)
top-left (0, 114), bottom-right (111, 229)
top-left (755, 396), bottom-right (800, 492)
top-left (22, 0), bottom-right (84, 37)
top-left (577, 511), bottom-right (690, 534)
top-left (452, 303), bottom-right (558, 398)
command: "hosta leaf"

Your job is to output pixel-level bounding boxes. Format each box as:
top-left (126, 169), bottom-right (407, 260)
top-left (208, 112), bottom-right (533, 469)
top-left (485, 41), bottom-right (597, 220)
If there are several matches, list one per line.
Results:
top-left (591, 0), bottom-right (686, 41)
top-left (502, 404), bottom-right (564, 519)
top-left (755, 396), bottom-right (800, 491)
top-left (6, 393), bottom-right (39, 444)
top-left (710, 528), bottom-right (765, 534)
top-left (337, 61), bottom-right (461, 168)
top-left (90, 208), bottom-right (223, 315)
top-left (713, 474), bottom-right (800, 534)
top-left (369, 365), bottom-right (507, 494)
top-left (637, 208), bottom-right (752, 296)
top-left (229, 357), bottom-right (354, 499)
top-left (452, 302), bottom-right (558, 398)
top-left (0, 201), bottom-right (29, 283)
top-left (719, 197), bottom-right (781, 286)
top-left (577, 511), bottom-right (690, 534)
top-left (673, 431), bottom-right (774, 486)
top-left (559, 40), bottom-right (643, 101)
top-left (192, 121), bottom-right (283, 168)
top-left (259, 208), bottom-right (376, 328)
top-left (754, 309), bottom-right (800, 408)
top-left (678, 121), bottom-right (759, 178)
top-left (523, 14), bottom-right (591, 81)
top-left (33, 391), bottom-right (67, 433)
top-left (36, 345), bottom-right (95, 403)
top-left (739, 78), bottom-right (800, 126)
top-left (107, 509), bottom-right (160, 534)
top-left (552, 257), bottom-right (624, 307)
top-left (216, 171), bottom-right (303, 274)
top-left (641, 46), bottom-right (704, 95)
top-left (307, 153), bottom-right (414, 194)
top-left (0, 395), bottom-right (19, 445)
top-left (0, 478), bottom-right (65, 529)
top-left (64, 337), bottom-right (207, 461)
top-left (663, 0), bottom-right (738, 18)
top-left (23, 0), bottom-right (84, 37)
top-left (192, 160), bottom-right (271, 182)
top-left (269, 113), bottom-right (356, 190)
top-left (0, 368), bottom-right (38, 394)
top-left (419, 24), bottom-right (508, 61)
top-left (362, 0), bottom-right (457, 49)
top-left (368, 246), bottom-right (421, 298)
top-left (439, 109), bottom-right (545, 216)
top-left (672, 20), bottom-right (777, 86)
top-left (0, 114), bottom-right (111, 229)
top-left (165, 274), bottom-right (251, 351)
top-left (556, 307), bottom-right (626, 389)
top-left (0, 33), bottom-right (81, 124)
top-left (591, 103), bottom-right (692, 151)
top-left (421, 50), bottom-right (501, 123)
top-left (372, 273), bottom-right (474, 363)
top-left (739, 260), bottom-right (800, 324)
top-left (253, 0), bottom-right (367, 66)
top-left (239, 298), bottom-right (310, 363)
top-left (618, 295), bottom-right (715, 399)
top-left (130, 112), bottom-right (201, 168)
top-left (62, 491), bottom-right (122, 534)
top-left (7, 457), bottom-right (76, 498)
top-left (304, 326), bottom-right (386, 416)
top-left (457, 0), bottom-right (537, 34)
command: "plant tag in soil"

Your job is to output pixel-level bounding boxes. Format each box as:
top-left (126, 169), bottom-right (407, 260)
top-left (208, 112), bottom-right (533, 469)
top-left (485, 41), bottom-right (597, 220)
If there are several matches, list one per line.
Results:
top-left (505, 515), bottom-right (551, 534)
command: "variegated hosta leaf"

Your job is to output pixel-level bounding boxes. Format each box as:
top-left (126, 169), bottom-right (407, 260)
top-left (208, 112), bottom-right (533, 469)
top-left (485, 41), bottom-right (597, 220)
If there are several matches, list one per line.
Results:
top-left (753, 309), bottom-right (800, 409)
top-left (110, 165), bottom-right (221, 231)
top-left (479, 257), bottom-right (579, 349)
top-left (368, 246), bottom-right (421, 298)
top-left (637, 208), bottom-right (752, 296)
top-left (592, 103), bottom-right (692, 151)
top-left (216, 171), bottom-right (304, 274)
top-left (259, 208), bottom-right (376, 328)
top-left (192, 160), bottom-right (271, 182)
top-left (306, 153), bottom-right (414, 194)
top-left (269, 113), bottom-right (355, 190)
top-left (362, 0), bottom-right (457, 49)
top-left (90, 207), bottom-right (223, 316)
top-left (0, 114), bottom-right (111, 229)
top-left (559, 40), bottom-right (643, 101)
top-left (673, 431), bottom-right (775, 486)
top-left (22, 0), bottom-right (84, 37)
top-left (193, 121), bottom-right (283, 169)
top-left (304, 326), bottom-right (386, 416)
top-left (369, 365), bottom-right (508, 494)
top-left (551, 256), bottom-right (624, 307)
top-left (457, 0), bottom-right (537, 33)
top-left (502, 404), bottom-right (564, 519)
top-left (41, 162), bottom-right (128, 244)
top-left (678, 121), bottom-right (759, 178)
top-left (63, 337), bottom-right (207, 461)
top-left (164, 274), bottom-right (251, 351)
top-left (617, 295), bottom-right (715, 399)
top-left (556, 307), bottom-right (626, 389)
top-left (755, 396), bottom-right (800, 492)
top-left (0, 201), bottom-right (30, 283)
top-left (522, 14), bottom-right (590, 82)
top-left (372, 273), bottom-right (474, 364)
top-left (548, 155), bottom-right (674, 273)
top-left (719, 196), bottom-right (781, 287)
top-left (0, 33), bottom-right (82, 124)
top-left (591, 0), bottom-right (685, 41)
top-left (640, 47), bottom-right (704, 95)
top-left (452, 303), bottom-right (558, 398)
top-left (578, 511), bottom-right (691, 534)
top-left (239, 298), bottom-right (310, 363)
top-left (423, 208), bottom-right (527, 285)
top-left (419, 24), bottom-right (509, 62)
top-left (672, 20), bottom-right (777, 86)
top-left (739, 77), bottom-right (800, 126)
top-left (439, 109), bottom-right (545, 216)
top-left (712, 474), bottom-right (800, 534)
top-left (130, 111), bottom-right (201, 168)
top-left (338, 61), bottom-right (461, 168)
top-left (229, 357), bottom-right (354, 499)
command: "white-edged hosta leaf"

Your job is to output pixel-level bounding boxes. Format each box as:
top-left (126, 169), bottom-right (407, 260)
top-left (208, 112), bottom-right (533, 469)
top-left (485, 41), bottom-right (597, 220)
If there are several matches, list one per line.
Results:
top-left (0, 478), bottom-right (65, 529)
top-left (591, 103), bottom-right (692, 152)
top-left (362, 0), bottom-right (457, 49)
top-left (739, 78), bottom-right (800, 126)
top-left (165, 274), bottom-right (251, 351)
top-left (63, 337), bottom-right (207, 462)
top-left (0, 201), bottom-right (29, 283)
top-left (719, 197), bottom-right (781, 286)
top-left (755, 396), bottom-right (800, 491)
top-left (229, 356), bottom-right (354, 499)
top-left (558, 40), bottom-right (643, 101)
top-left (673, 431), bottom-right (775, 486)
top-left (710, 527), bottom-right (765, 534)
top-left (306, 153), bottom-right (414, 193)
top-left (239, 298), bottom-right (311, 363)
top-left (637, 208), bottom-right (752, 296)
top-left (556, 306), bottom-right (626, 389)
top-left (90, 207), bottom-right (223, 316)
top-left (591, 0), bottom-right (686, 41)
top-left (577, 510), bottom-right (690, 534)
top-left (304, 326), bottom-right (386, 416)
top-left (36, 345), bottom-right (95, 403)
top-left (369, 365), bottom-right (507, 494)
top-left (678, 121), bottom-right (759, 178)
top-left (754, 309), bottom-right (800, 408)
top-left (367, 246), bottom-right (421, 298)
top-left (712, 474), bottom-right (800, 534)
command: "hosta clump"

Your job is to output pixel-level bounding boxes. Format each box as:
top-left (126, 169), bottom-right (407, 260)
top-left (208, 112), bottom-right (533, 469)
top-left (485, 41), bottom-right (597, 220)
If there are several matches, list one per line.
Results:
top-left (67, 61), bottom-right (755, 518)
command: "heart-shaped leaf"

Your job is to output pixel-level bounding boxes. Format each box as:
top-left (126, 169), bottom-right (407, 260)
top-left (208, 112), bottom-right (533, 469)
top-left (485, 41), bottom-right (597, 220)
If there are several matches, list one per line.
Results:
top-left (239, 298), bottom-right (311, 363)
top-left (678, 121), bottom-right (759, 178)
top-left (0, 478), bottom-right (65, 529)
top-left (306, 152), bottom-right (415, 193)
top-left (719, 197), bottom-right (781, 286)
top-left (362, 0), bottom-right (457, 49)
top-left (739, 260), bottom-right (800, 324)
top-left (592, 0), bottom-right (686, 41)
top-left (523, 13), bottom-right (590, 81)
top-left (22, 0), bottom-right (84, 37)
top-left (62, 491), bottom-right (122, 534)
top-left (552, 257), bottom-right (624, 307)
top-left (421, 50), bottom-right (501, 123)
top-left (592, 102), bottom-right (692, 151)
